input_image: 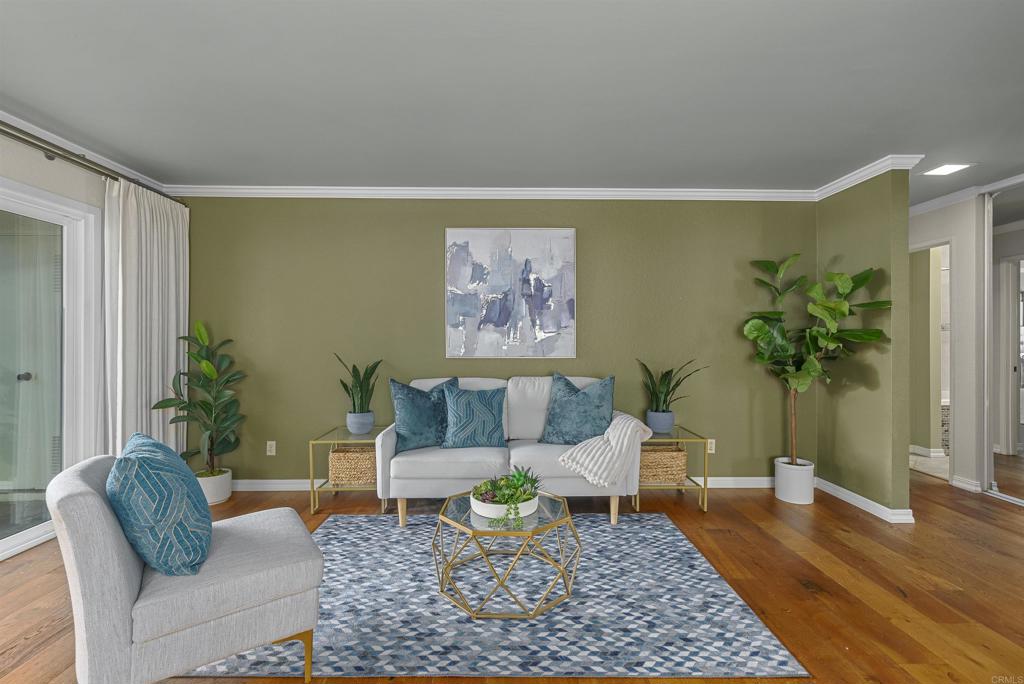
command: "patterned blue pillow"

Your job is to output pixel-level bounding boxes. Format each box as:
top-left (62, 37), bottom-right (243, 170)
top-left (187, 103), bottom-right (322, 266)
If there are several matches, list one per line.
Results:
top-left (390, 378), bottom-right (457, 453)
top-left (441, 384), bottom-right (507, 449)
top-left (540, 373), bottom-right (615, 445)
top-left (106, 432), bottom-right (212, 576)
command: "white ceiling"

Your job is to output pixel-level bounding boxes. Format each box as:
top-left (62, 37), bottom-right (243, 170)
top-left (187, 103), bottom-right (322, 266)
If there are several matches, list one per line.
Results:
top-left (1, 0), bottom-right (1023, 204)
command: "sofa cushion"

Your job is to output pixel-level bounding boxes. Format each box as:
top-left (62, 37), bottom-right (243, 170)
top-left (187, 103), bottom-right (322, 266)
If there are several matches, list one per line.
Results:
top-left (105, 432), bottom-right (212, 576)
top-left (508, 439), bottom-right (579, 479)
top-left (540, 373), bottom-right (615, 445)
top-left (442, 385), bottom-right (507, 448)
top-left (390, 377), bottom-right (457, 453)
top-left (507, 376), bottom-right (601, 440)
top-left (411, 377), bottom-right (509, 438)
top-left (131, 507), bottom-right (323, 643)
top-left (390, 445), bottom-right (509, 479)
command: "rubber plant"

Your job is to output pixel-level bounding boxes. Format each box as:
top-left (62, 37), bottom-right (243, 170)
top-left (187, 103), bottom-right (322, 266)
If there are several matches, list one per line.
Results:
top-left (742, 254), bottom-right (891, 465)
top-left (152, 322), bottom-right (246, 476)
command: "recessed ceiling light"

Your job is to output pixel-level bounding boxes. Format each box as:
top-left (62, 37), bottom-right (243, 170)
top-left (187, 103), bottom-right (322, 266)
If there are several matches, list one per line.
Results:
top-left (922, 164), bottom-right (973, 176)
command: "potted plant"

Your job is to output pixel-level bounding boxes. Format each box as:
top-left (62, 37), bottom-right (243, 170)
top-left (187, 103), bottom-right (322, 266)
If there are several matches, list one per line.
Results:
top-left (742, 254), bottom-right (891, 504)
top-left (471, 467), bottom-right (542, 529)
top-left (153, 322), bottom-right (246, 505)
top-left (637, 359), bottom-right (707, 433)
top-left (334, 354), bottom-right (382, 434)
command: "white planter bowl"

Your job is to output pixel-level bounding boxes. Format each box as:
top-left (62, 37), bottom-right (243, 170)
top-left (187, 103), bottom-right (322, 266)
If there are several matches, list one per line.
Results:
top-left (197, 468), bottom-right (232, 505)
top-left (774, 457), bottom-right (814, 504)
top-left (470, 495), bottom-right (539, 519)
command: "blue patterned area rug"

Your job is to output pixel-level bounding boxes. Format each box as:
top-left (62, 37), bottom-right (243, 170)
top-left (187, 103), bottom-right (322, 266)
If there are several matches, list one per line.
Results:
top-left (193, 513), bottom-right (807, 678)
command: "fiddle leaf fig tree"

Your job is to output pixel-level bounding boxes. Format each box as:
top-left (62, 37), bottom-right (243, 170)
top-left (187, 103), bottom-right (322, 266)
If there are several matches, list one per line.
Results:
top-left (152, 322), bottom-right (247, 476)
top-left (743, 254), bottom-right (891, 465)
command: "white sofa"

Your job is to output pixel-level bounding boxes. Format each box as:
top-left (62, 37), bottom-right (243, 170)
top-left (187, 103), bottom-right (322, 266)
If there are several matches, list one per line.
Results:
top-left (375, 376), bottom-right (640, 526)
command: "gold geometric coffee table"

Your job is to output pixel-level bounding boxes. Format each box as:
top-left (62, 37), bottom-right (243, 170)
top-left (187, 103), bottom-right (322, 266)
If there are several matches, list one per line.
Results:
top-left (431, 491), bottom-right (581, 619)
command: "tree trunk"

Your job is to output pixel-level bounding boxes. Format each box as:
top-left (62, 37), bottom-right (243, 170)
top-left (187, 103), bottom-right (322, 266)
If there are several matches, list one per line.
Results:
top-left (788, 388), bottom-right (798, 465)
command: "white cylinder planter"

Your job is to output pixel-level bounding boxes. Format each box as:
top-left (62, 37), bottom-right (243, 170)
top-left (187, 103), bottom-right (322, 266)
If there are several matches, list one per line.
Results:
top-left (773, 458), bottom-right (814, 505)
top-left (470, 495), bottom-right (539, 519)
top-left (197, 468), bottom-right (232, 505)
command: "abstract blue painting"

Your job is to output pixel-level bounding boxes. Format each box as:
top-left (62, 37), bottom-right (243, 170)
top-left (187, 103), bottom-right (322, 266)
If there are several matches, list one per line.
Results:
top-left (445, 228), bottom-right (576, 358)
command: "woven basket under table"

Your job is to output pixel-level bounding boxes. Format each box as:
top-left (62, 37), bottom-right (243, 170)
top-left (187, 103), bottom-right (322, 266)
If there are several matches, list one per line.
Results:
top-left (640, 444), bottom-right (687, 484)
top-left (328, 447), bottom-right (376, 487)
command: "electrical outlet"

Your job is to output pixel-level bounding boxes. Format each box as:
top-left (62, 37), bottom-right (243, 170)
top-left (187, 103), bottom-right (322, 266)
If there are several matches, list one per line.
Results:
top-left (707, 439), bottom-right (716, 454)
top-left (266, 440), bottom-right (276, 456)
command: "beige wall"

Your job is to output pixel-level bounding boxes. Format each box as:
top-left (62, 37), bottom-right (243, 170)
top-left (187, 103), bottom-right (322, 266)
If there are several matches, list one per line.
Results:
top-left (186, 197), bottom-right (819, 480)
top-left (815, 171), bottom-right (910, 509)
top-left (909, 248), bottom-right (942, 450)
top-left (0, 136), bottom-right (104, 207)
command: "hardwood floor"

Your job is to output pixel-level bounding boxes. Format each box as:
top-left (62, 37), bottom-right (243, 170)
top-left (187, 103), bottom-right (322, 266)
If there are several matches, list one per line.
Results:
top-left (2, 472), bottom-right (1023, 683)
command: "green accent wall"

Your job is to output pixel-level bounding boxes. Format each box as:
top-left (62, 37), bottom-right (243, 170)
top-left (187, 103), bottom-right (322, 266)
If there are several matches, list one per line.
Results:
top-left (186, 198), bottom-right (818, 480)
top-left (909, 248), bottom-right (942, 450)
top-left (815, 171), bottom-right (910, 509)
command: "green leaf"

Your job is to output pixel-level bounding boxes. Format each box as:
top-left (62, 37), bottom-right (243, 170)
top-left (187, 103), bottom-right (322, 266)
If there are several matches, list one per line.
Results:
top-left (151, 397), bottom-right (181, 410)
top-left (751, 310), bottom-right (784, 319)
top-left (751, 260), bottom-right (779, 277)
top-left (807, 303), bottom-right (838, 333)
top-left (743, 319), bottom-right (771, 341)
top-left (199, 359), bottom-right (219, 380)
top-left (194, 321), bottom-right (210, 346)
top-left (782, 275), bottom-right (808, 295)
top-left (777, 253), bottom-right (800, 280)
top-left (826, 272), bottom-right (854, 296)
top-left (850, 268), bottom-right (875, 293)
top-left (754, 277), bottom-right (781, 295)
top-left (805, 282), bottom-right (826, 302)
top-left (851, 300), bottom-right (893, 310)
top-left (835, 328), bottom-right (886, 342)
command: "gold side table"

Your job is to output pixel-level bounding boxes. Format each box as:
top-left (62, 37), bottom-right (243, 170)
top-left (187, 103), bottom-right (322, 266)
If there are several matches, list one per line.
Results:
top-left (308, 426), bottom-right (385, 514)
top-left (432, 491), bottom-right (581, 619)
top-left (635, 425), bottom-right (713, 512)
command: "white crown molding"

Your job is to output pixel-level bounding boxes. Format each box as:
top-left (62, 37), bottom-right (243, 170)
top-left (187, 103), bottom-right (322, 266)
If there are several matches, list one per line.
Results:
top-left (0, 109), bottom-right (166, 191)
top-left (166, 155), bottom-right (923, 201)
top-left (163, 185), bottom-right (819, 201)
top-left (994, 218), bottom-right (1024, 235)
top-left (815, 478), bottom-right (915, 523)
top-left (813, 154), bottom-right (924, 201)
top-left (910, 170), bottom-right (1024, 217)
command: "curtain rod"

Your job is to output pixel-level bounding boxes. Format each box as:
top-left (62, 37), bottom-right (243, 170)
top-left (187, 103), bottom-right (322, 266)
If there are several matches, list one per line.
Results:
top-left (0, 120), bottom-right (186, 206)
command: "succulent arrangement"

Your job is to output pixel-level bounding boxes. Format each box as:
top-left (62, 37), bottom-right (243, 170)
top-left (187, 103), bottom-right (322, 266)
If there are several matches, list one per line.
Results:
top-left (471, 466), bottom-right (542, 529)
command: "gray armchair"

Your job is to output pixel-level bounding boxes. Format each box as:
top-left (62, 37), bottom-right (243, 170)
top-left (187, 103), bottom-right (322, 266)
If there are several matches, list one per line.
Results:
top-left (46, 455), bottom-right (323, 684)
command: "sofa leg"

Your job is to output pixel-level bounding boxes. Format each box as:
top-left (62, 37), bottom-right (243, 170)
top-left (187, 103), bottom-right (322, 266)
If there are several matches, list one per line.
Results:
top-left (274, 629), bottom-right (313, 683)
top-left (398, 498), bottom-right (408, 527)
top-left (609, 496), bottom-right (619, 525)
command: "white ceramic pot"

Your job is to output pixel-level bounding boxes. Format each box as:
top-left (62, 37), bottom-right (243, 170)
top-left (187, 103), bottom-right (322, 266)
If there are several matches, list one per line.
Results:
top-left (197, 468), bottom-right (232, 505)
top-left (470, 495), bottom-right (539, 519)
top-left (774, 457), bottom-right (814, 504)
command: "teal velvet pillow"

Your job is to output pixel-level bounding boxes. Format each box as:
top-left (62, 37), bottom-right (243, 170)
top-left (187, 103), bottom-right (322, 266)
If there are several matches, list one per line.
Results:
top-left (390, 378), bottom-right (457, 453)
top-left (540, 373), bottom-right (615, 445)
top-left (106, 432), bottom-right (212, 576)
top-left (441, 384), bottom-right (507, 449)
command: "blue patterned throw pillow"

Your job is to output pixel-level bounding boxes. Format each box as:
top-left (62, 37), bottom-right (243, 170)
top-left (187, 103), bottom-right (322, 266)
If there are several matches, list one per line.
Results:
top-left (106, 432), bottom-right (212, 576)
top-left (441, 384), bottom-right (507, 449)
top-left (540, 373), bottom-right (615, 445)
top-left (390, 378), bottom-right (457, 453)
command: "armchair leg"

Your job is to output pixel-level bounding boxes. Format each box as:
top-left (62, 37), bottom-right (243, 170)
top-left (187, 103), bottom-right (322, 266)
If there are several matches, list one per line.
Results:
top-left (274, 629), bottom-right (313, 683)
top-left (398, 498), bottom-right (408, 527)
top-left (610, 496), bottom-right (619, 525)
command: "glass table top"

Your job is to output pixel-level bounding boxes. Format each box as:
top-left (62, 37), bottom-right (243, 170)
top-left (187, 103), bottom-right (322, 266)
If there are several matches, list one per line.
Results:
top-left (643, 425), bottom-right (709, 443)
top-left (310, 425), bottom-right (386, 443)
top-left (439, 491), bottom-right (571, 534)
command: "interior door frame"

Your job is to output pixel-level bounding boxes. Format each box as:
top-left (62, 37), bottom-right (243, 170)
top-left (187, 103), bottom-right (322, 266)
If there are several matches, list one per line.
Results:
top-left (0, 175), bottom-right (103, 560)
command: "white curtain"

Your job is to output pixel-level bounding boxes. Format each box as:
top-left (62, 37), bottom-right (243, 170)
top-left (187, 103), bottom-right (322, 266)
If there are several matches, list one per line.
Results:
top-left (102, 179), bottom-right (189, 456)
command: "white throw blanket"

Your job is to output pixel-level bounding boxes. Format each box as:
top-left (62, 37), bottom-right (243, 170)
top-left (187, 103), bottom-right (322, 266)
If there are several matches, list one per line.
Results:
top-left (558, 411), bottom-right (653, 487)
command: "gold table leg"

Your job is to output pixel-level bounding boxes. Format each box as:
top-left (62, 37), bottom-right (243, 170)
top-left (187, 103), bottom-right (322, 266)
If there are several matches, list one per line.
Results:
top-left (308, 443), bottom-right (316, 514)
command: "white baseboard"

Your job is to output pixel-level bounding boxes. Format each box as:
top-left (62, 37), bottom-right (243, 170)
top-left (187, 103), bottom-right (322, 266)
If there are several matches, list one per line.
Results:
top-left (950, 476), bottom-right (983, 493)
top-left (232, 479), bottom-right (324, 491)
top-left (689, 476), bottom-right (774, 488)
top-left (910, 444), bottom-right (946, 458)
top-left (0, 521), bottom-right (55, 561)
top-left (814, 478), bottom-right (915, 524)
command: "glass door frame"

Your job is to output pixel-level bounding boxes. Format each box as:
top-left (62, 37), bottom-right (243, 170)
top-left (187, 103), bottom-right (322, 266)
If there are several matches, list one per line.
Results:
top-left (0, 175), bottom-right (103, 560)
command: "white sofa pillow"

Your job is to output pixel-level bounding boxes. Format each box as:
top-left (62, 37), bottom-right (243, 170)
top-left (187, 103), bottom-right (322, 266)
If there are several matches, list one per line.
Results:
top-left (506, 376), bottom-right (600, 441)
top-left (409, 377), bottom-right (509, 439)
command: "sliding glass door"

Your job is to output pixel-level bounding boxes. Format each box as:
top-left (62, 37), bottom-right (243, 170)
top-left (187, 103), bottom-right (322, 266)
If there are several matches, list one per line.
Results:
top-left (0, 208), bottom-right (63, 540)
